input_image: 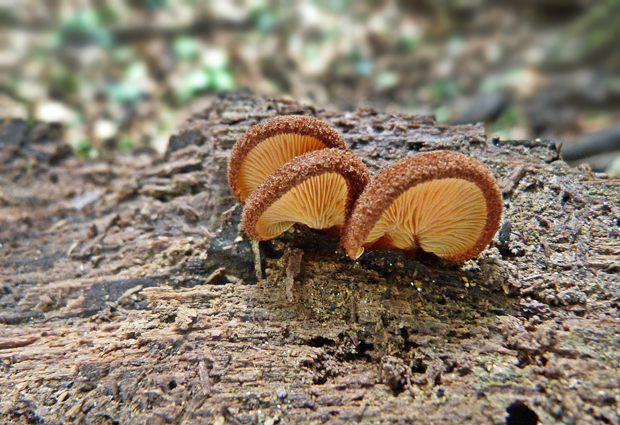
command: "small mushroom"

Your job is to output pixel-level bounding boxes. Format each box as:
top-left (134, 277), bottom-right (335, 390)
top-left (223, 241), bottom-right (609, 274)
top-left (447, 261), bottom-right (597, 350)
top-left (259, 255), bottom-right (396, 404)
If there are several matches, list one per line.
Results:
top-left (341, 150), bottom-right (502, 261)
top-left (228, 115), bottom-right (349, 203)
top-left (242, 149), bottom-right (370, 240)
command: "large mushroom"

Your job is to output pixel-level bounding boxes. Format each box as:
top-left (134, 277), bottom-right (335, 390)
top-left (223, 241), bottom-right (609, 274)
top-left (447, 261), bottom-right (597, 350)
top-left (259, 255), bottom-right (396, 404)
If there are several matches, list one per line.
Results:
top-left (228, 115), bottom-right (349, 203)
top-left (341, 150), bottom-right (503, 261)
top-left (242, 149), bottom-right (370, 241)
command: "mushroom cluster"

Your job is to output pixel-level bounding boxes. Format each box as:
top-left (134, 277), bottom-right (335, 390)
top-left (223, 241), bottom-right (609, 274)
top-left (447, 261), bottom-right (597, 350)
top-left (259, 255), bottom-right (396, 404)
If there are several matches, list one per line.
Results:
top-left (228, 115), bottom-right (502, 262)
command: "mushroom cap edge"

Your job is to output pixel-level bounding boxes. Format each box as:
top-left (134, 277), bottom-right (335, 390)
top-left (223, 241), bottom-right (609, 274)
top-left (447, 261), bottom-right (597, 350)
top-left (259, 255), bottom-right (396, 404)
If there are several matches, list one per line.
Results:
top-left (227, 115), bottom-right (350, 203)
top-left (340, 150), bottom-right (503, 261)
top-left (241, 148), bottom-right (371, 241)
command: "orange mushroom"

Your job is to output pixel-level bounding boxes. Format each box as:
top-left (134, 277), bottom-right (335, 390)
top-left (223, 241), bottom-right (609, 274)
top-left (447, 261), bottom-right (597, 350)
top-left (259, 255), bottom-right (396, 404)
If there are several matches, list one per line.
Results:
top-left (340, 150), bottom-right (502, 261)
top-left (228, 115), bottom-right (349, 203)
top-left (242, 149), bottom-right (370, 241)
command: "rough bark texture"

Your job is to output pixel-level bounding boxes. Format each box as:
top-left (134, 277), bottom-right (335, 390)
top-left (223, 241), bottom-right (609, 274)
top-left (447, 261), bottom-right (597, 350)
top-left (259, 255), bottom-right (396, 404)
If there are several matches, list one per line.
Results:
top-left (1, 91), bottom-right (619, 425)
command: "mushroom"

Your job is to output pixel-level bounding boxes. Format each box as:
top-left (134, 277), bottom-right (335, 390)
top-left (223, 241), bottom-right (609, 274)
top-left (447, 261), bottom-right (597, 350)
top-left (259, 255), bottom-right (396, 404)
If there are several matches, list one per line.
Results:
top-left (228, 115), bottom-right (349, 203)
top-left (340, 150), bottom-right (502, 261)
top-left (242, 149), bottom-right (370, 241)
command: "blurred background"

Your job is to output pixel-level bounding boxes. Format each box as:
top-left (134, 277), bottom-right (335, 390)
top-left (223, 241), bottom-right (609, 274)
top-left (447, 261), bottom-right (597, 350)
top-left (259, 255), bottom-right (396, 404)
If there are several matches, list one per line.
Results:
top-left (1, 0), bottom-right (620, 174)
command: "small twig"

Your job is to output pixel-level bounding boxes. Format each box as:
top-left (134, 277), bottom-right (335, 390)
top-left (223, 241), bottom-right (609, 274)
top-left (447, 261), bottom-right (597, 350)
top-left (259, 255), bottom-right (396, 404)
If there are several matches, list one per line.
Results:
top-left (562, 122), bottom-right (620, 161)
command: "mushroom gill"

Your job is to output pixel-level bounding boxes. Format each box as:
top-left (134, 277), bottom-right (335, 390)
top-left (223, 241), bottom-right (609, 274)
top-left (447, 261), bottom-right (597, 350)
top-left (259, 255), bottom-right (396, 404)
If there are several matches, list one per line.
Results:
top-left (341, 150), bottom-right (502, 261)
top-left (228, 115), bottom-right (349, 203)
top-left (242, 149), bottom-right (370, 241)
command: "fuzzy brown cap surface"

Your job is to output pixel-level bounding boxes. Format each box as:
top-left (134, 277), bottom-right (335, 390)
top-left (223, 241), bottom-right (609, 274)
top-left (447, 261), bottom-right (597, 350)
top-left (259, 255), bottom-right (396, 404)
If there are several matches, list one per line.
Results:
top-left (228, 115), bottom-right (349, 202)
top-left (340, 150), bottom-right (503, 261)
top-left (242, 149), bottom-right (370, 241)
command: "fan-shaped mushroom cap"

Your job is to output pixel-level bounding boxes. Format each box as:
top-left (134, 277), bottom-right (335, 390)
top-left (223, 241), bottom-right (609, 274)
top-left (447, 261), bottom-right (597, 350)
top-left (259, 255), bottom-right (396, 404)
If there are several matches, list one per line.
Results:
top-left (341, 150), bottom-right (502, 261)
top-left (242, 149), bottom-right (370, 241)
top-left (228, 115), bottom-right (349, 203)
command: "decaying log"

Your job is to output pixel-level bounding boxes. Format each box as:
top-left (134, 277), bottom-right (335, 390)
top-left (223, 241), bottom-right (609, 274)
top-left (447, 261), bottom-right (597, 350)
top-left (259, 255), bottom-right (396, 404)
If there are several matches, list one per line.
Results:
top-left (1, 92), bottom-right (619, 424)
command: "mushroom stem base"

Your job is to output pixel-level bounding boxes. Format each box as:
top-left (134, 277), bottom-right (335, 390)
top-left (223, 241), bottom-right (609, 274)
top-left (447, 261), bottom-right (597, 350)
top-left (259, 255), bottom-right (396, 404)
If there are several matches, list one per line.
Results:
top-left (252, 239), bottom-right (263, 281)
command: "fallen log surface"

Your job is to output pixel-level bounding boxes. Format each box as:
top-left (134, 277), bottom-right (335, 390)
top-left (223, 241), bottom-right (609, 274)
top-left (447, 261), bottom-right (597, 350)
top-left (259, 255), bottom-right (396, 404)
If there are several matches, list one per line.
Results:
top-left (1, 91), bottom-right (619, 424)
